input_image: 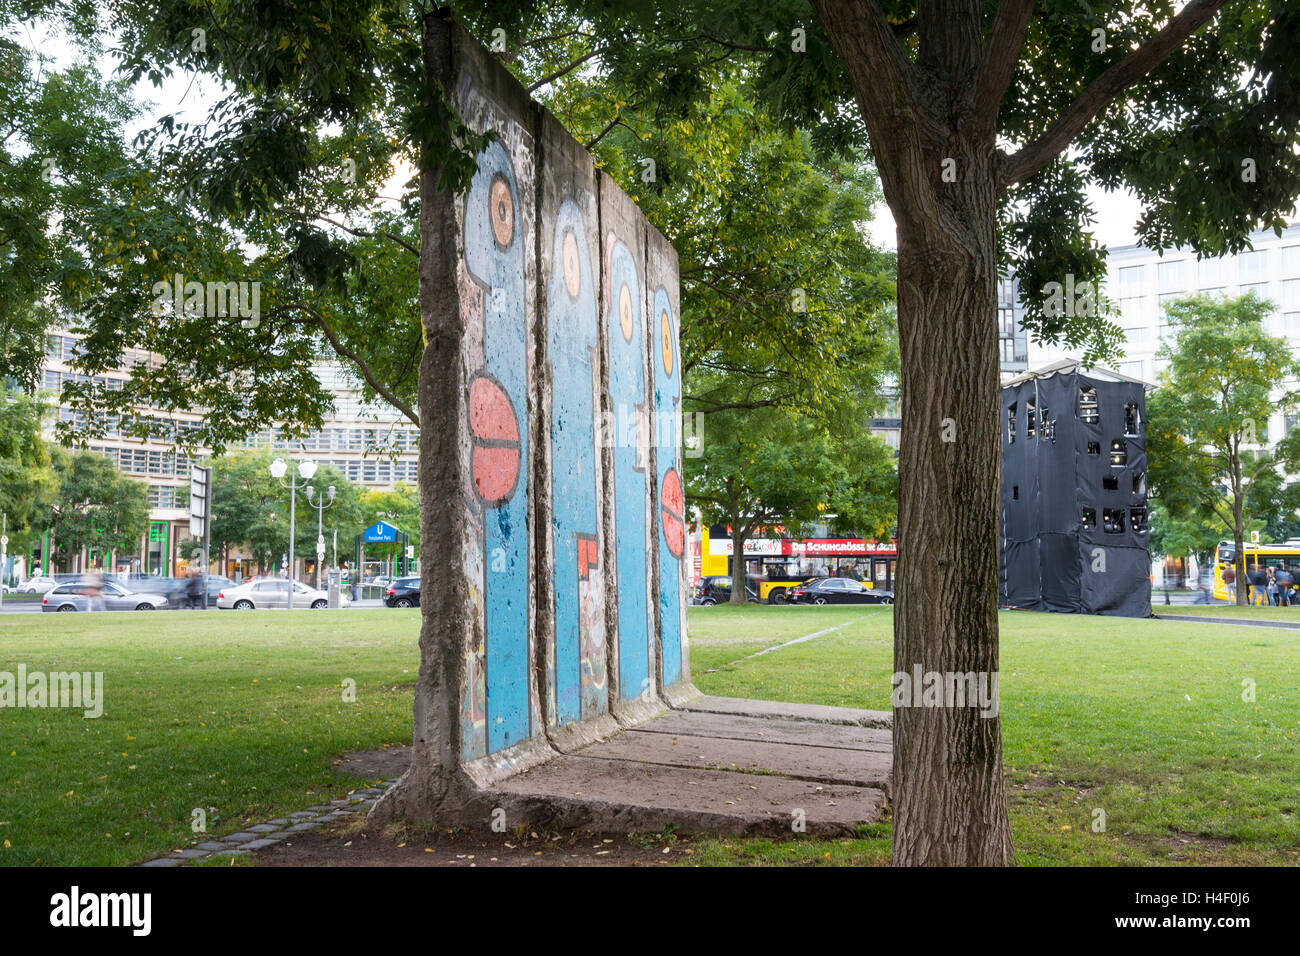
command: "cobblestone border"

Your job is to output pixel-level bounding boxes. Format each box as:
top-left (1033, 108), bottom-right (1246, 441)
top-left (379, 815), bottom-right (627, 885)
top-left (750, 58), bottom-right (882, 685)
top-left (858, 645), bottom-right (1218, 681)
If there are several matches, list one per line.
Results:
top-left (139, 778), bottom-right (401, 867)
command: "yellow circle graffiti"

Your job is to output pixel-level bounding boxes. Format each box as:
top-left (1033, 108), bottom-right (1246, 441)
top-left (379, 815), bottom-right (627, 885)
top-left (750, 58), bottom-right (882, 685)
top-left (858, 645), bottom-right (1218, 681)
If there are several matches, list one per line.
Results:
top-left (562, 229), bottom-right (581, 298)
top-left (489, 175), bottom-right (514, 248)
top-left (660, 309), bottom-right (673, 376)
top-left (619, 284), bottom-right (633, 342)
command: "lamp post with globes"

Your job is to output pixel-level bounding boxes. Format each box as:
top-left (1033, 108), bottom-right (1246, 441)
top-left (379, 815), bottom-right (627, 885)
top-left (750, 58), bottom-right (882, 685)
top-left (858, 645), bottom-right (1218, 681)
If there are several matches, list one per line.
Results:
top-left (304, 483), bottom-right (337, 589)
top-left (270, 457), bottom-right (317, 610)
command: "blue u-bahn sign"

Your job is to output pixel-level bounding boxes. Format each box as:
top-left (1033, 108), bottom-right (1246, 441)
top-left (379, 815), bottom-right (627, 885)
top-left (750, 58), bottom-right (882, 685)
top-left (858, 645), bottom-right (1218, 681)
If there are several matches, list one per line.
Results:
top-left (363, 521), bottom-right (400, 543)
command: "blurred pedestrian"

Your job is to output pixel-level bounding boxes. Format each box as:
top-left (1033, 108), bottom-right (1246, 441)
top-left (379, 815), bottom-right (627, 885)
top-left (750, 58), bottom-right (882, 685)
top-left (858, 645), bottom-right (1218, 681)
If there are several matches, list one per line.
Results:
top-left (1222, 564), bottom-right (1235, 602)
top-left (187, 568), bottom-right (204, 609)
top-left (1248, 565), bottom-right (1268, 605)
top-left (85, 568), bottom-right (106, 612)
top-left (1277, 566), bottom-right (1294, 607)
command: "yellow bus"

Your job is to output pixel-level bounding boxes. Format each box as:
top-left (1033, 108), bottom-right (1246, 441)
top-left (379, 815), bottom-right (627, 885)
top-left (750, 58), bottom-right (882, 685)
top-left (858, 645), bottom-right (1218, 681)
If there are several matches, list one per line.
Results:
top-left (1213, 540), bottom-right (1300, 603)
top-left (698, 525), bottom-right (894, 604)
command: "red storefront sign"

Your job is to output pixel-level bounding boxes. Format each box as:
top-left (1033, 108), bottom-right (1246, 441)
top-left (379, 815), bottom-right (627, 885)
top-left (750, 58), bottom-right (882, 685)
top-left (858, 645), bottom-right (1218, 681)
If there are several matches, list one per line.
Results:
top-left (786, 538), bottom-right (897, 556)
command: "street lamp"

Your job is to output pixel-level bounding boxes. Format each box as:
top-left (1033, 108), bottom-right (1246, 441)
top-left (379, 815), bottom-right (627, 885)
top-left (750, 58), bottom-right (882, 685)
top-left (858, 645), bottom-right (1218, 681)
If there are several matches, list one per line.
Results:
top-left (270, 458), bottom-right (317, 609)
top-left (304, 483), bottom-right (337, 589)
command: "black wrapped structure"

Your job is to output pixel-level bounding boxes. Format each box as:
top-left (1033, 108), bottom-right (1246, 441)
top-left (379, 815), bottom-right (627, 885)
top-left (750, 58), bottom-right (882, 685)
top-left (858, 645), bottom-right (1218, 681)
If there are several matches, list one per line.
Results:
top-left (1000, 360), bottom-right (1152, 617)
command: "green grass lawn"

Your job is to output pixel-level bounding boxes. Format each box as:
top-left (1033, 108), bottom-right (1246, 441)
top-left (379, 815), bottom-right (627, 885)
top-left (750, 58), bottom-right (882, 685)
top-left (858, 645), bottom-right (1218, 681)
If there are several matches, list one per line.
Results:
top-left (3, 603), bottom-right (1297, 866)
top-left (0, 609), bottom-right (420, 865)
top-left (686, 604), bottom-right (889, 674)
top-left (691, 605), bottom-right (1300, 865)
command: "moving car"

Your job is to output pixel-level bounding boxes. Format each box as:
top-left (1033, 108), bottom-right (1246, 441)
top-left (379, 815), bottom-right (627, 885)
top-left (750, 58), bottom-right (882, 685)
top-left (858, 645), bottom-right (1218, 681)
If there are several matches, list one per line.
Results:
top-left (787, 577), bottom-right (894, 605)
top-left (384, 577), bottom-right (420, 608)
top-left (215, 578), bottom-right (350, 610)
top-left (131, 574), bottom-right (236, 607)
top-left (41, 581), bottom-right (169, 612)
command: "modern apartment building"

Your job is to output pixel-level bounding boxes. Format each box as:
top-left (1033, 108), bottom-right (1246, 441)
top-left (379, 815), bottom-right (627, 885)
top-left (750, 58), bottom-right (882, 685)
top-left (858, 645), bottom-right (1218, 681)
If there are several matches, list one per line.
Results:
top-left (37, 331), bottom-right (419, 577)
top-left (1027, 221), bottom-right (1300, 444)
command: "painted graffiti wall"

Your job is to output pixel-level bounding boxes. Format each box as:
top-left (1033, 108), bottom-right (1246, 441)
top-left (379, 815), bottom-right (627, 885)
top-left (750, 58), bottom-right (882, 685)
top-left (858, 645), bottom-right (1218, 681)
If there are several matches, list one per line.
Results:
top-left (446, 20), bottom-right (688, 771)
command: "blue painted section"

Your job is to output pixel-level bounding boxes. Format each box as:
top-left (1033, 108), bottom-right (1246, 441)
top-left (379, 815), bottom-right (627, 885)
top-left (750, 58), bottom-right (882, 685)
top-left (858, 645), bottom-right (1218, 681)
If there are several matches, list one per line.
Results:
top-left (653, 287), bottom-right (683, 687)
top-left (463, 140), bottom-right (530, 753)
top-left (607, 238), bottom-right (649, 702)
top-left (549, 199), bottom-right (603, 725)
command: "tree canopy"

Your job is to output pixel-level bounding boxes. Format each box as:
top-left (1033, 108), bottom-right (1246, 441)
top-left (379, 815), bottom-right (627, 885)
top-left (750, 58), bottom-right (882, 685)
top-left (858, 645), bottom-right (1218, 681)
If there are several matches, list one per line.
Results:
top-left (1147, 292), bottom-right (1300, 602)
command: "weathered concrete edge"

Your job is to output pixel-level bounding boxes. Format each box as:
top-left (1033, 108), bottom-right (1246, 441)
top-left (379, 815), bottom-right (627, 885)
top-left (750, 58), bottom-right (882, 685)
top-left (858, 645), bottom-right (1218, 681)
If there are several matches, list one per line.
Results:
top-left (612, 693), bottom-right (669, 728)
top-left (492, 790), bottom-right (884, 838)
top-left (549, 712), bottom-right (623, 754)
top-left (459, 735), bottom-right (557, 790)
top-left (680, 695), bottom-right (893, 729)
top-left (661, 681), bottom-right (702, 708)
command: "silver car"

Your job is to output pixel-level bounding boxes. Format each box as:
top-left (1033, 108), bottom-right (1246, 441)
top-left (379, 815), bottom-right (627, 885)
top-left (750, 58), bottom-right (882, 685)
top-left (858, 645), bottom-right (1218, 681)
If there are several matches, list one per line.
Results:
top-left (215, 578), bottom-right (349, 610)
top-left (41, 581), bottom-right (169, 612)
top-left (18, 575), bottom-right (61, 593)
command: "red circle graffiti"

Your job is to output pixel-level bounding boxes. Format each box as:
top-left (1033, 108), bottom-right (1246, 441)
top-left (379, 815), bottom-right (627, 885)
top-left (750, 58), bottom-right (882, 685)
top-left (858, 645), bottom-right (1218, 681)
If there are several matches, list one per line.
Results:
top-left (468, 373), bottom-right (521, 506)
top-left (660, 468), bottom-right (685, 558)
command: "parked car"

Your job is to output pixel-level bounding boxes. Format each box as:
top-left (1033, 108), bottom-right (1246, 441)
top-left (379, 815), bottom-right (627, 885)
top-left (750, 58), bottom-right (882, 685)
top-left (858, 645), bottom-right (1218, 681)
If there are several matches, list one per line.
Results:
top-left (41, 581), bottom-right (169, 612)
top-left (788, 577), bottom-right (894, 605)
top-left (17, 575), bottom-right (60, 593)
top-left (216, 578), bottom-right (350, 610)
top-left (694, 575), bottom-right (759, 605)
top-left (384, 577), bottom-right (421, 608)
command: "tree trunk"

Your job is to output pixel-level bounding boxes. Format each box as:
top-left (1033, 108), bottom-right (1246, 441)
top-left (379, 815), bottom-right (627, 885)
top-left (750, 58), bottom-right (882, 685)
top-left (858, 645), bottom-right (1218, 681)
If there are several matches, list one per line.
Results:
top-left (890, 158), bottom-right (1015, 866)
top-left (371, 7), bottom-right (464, 824)
top-left (730, 520), bottom-right (748, 604)
top-left (1232, 465), bottom-right (1249, 605)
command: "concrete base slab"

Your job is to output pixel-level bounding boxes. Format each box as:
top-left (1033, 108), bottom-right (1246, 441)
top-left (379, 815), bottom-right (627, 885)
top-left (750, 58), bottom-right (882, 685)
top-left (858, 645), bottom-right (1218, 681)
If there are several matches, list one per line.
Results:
top-left (590, 729), bottom-right (890, 790)
top-left (478, 699), bottom-right (891, 835)
top-left (682, 694), bottom-right (891, 728)
top-left (494, 756), bottom-right (884, 836)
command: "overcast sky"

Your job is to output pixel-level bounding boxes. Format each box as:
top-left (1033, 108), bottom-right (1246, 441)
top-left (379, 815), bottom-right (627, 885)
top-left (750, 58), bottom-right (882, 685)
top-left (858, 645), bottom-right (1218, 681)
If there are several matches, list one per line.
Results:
top-left (863, 184), bottom-right (1149, 253)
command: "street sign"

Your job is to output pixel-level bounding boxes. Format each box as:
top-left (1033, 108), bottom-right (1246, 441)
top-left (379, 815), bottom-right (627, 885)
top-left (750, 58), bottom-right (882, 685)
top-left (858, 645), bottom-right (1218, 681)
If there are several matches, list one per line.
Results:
top-left (406, 545), bottom-right (414, 559)
top-left (0, 535), bottom-right (7, 547)
top-left (189, 466), bottom-right (211, 537)
top-left (1251, 531), bottom-right (1260, 543)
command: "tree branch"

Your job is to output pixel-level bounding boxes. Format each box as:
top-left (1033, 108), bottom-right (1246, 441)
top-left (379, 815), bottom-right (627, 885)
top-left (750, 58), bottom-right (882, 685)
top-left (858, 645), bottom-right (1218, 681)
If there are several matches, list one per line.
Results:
top-left (527, 48), bottom-right (602, 93)
top-left (276, 206), bottom-right (420, 257)
top-left (584, 110), bottom-right (640, 151)
top-left (281, 301), bottom-right (420, 426)
top-left (1002, 0), bottom-right (1229, 185)
top-left (811, 0), bottom-right (947, 235)
top-left (971, 0), bottom-right (1035, 134)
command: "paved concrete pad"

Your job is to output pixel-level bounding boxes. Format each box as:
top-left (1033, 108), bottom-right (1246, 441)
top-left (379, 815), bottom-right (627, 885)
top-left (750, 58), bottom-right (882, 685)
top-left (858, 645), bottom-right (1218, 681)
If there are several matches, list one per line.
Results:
top-left (588, 729), bottom-right (890, 790)
top-left (482, 700), bottom-right (891, 834)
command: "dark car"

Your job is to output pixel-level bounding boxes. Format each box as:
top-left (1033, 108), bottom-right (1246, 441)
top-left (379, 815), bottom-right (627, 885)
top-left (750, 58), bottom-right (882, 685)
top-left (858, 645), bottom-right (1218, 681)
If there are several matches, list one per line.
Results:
top-left (384, 576), bottom-right (421, 608)
top-left (788, 577), bottom-right (894, 605)
top-left (695, 575), bottom-right (759, 605)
